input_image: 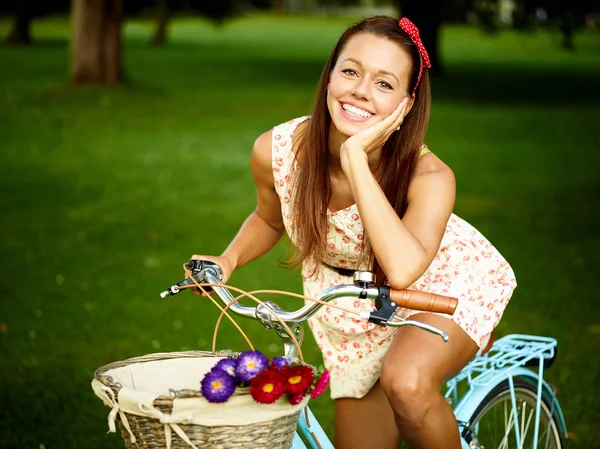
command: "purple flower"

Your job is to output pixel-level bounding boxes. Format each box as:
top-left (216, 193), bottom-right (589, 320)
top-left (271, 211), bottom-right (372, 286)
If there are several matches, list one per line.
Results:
top-left (214, 358), bottom-right (237, 377)
top-left (235, 350), bottom-right (269, 383)
top-left (200, 369), bottom-right (236, 403)
top-left (272, 356), bottom-right (292, 369)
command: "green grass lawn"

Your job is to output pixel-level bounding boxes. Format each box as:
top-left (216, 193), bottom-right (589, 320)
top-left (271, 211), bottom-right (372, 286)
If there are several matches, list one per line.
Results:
top-left (1, 13), bottom-right (599, 449)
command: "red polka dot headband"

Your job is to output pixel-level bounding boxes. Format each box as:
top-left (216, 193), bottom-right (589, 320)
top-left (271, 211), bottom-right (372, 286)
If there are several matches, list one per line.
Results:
top-left (399, 18), bottom-right (432, 94)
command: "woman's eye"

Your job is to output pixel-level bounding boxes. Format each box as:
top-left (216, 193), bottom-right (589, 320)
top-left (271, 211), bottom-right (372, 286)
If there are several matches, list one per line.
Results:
top-left (342, 69), bottom-right (357, 76)
top-left (378, 81), bottom-right (393, 90)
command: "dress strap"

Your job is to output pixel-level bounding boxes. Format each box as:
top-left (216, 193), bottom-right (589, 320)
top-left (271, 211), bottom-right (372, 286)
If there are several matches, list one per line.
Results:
top-left (419, 144), bottom-right (431, 157)
top-left (271, 116), bottom-right (309, 200)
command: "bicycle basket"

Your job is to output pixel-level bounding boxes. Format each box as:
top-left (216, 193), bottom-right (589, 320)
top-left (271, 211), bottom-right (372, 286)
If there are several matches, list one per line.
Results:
top-left (92, 350), bottom-right (310, 449)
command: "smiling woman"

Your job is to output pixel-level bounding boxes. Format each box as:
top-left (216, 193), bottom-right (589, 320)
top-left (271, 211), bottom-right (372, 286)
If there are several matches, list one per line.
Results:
top-left (187, 15), bottom-right (516, 449)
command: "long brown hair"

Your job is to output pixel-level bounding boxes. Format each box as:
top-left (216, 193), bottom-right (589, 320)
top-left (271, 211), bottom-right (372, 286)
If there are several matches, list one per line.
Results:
top-left (288, 16), bottom-right (431, 285)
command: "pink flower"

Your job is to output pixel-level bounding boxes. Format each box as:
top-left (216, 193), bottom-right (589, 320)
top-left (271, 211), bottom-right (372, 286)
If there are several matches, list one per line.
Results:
top-left (310, 370), bottom-right (330, 399)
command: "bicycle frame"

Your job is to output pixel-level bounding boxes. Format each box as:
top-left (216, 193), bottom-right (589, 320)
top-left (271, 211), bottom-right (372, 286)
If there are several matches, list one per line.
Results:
top-left (294, 407), bottom-right (333, 449)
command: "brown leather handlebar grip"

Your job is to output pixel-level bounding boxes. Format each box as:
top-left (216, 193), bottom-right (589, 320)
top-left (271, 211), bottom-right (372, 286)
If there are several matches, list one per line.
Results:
top-left (389, 289), bottom-right (458, 315)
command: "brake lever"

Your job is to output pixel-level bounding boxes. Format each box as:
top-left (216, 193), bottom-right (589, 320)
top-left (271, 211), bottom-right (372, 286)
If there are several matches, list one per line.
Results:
top-left (366, 285), bottom-right (398, 325)
top-left (360, 285), bottom-right (449, 342)
top-left (160, 259), bottom-right (224, 299)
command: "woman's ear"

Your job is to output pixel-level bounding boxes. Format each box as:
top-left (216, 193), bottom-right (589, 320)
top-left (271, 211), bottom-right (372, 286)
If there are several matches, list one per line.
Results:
top-left (406, 93), bottom-right (416, 114)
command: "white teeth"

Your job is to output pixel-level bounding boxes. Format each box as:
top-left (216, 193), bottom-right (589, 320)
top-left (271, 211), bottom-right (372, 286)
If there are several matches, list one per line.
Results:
top-left (342, 103), bottom-right (372, 118)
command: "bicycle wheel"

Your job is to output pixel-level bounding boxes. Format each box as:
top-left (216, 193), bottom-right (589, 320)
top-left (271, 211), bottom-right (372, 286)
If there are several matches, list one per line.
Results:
top-left (464, 378), bottom-right (563, 449)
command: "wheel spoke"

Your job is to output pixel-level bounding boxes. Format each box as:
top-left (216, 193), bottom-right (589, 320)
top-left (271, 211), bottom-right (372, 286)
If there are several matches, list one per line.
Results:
top-left (520, 400), bottom-right (527, 449)
top-left (497, 407), bottom-right (514, 449)
top-left (519, 404), bottom-right (533, 449)
top-left (486, 403), bottom-right (496, 446)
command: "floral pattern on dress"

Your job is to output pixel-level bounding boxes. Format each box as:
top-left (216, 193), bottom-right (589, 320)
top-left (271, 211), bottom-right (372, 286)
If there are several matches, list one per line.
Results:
top-left (271, 116), bottom-right (517, 399)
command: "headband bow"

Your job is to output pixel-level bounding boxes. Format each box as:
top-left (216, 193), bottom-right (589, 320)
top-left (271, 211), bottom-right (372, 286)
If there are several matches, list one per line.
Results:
top-left (399, 17), bottom-right (432, 93)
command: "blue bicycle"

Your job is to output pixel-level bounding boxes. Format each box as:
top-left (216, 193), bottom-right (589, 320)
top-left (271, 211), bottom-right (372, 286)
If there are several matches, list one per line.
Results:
top-left (158, 260), bottom-right (568, 449)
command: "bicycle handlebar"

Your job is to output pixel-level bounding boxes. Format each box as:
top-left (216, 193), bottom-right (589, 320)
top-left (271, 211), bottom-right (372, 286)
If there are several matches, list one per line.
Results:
top-left (160, 260), bottom-right (458, 342)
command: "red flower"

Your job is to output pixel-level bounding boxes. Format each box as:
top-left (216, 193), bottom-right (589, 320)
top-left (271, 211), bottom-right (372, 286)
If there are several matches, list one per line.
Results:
top-left (249, 368), bottom-right (286, 404)
top-left (288, 392), bottom-right (305, 405)
top-left (310, 370), bottom-right (330, 399)
top-left (280, 365), bottom-right (314, 395)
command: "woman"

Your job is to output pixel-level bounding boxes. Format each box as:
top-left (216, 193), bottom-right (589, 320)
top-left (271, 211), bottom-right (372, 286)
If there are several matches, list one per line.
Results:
top-left (191, 16), bottom-right (516, 449)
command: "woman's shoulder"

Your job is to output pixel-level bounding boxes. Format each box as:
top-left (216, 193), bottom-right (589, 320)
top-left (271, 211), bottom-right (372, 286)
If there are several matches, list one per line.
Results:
top-left (253, 116), bottom-right (311, 155)
top-left (251, 129), bottom-right (274, 176)
top-left (251, 116), bottom-right (310, 174)
top-left (409, 145), bottom-right (456, 199)
top-left (414, 145), bottom-right (453, 179)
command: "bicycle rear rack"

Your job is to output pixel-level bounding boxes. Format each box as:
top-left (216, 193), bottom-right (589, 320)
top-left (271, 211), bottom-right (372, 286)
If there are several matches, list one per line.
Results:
top-left (457, 334), bottom-right (557, 388)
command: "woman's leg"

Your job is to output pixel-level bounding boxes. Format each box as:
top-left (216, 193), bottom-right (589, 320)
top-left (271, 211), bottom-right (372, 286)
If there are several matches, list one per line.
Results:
top-left (334, 381), bottom-right (401, 449)
top-left (380, 313), bottom-right (479, 449)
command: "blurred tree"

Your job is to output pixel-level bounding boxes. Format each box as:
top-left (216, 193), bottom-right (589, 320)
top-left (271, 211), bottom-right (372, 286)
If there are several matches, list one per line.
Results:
top-left (198, 0), bottom-right (240, 24)
top-left (397, 0), bottom-right (444, 76)
top-left (147, 0), bottom-right (274, 46)
top-left (70, 0), bottom-right (124, 85)
top-left (150, 0), bottom-right (169, 45)
top-left (2, 0), bottom-right (69, 45)
top-left (473, 0), bottom-right (500, 33)
top-left (6, 11), bottom-right (32, 45)
top-left (514, 0), bottom-right (597, 50)
top-left (309, 0), bottom-right (444, 74)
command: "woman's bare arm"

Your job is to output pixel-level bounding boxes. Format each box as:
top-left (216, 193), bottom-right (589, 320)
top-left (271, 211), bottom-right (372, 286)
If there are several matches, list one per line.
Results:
top-left (219, 130), bottom-right (286, 271)
top-left (345, 149), bottom-right (455, 289)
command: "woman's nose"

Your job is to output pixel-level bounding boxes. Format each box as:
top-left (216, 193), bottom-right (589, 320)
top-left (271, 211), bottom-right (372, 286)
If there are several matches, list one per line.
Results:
top-left (351, 79), bottom-right (370, 100)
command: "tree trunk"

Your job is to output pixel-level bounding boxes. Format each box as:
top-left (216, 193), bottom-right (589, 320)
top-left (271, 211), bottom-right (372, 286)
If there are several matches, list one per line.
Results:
top-left (6, 13), bottom-right (32, 45)
top-left (561, 8), bottom-right (575, 51)
top-left (272, 0), bottom-right (285, 13)
top-left (150, 0), bottom-right (169, 46)
top-left (397, 0), bottom-right (443, 76)
top-left (70, 0), bottom-right (124, 85)
top-left (103, 0), bottom-right (123, 83)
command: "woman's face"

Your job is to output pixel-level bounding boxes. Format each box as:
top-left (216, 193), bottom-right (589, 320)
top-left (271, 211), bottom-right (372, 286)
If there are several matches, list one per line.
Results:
top-left (327, 33), bottom-right (413, 138)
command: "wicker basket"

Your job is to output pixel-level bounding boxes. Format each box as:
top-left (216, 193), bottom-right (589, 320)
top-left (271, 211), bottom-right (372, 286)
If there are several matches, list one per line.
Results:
top-left (92, 350), bottom-right (309, 449)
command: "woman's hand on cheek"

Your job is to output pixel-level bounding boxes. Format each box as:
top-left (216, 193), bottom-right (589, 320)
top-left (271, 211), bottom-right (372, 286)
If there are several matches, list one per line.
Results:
top-left (340, 97), bottom-right (411, 173)
top-left (342, 97), bottom-right (411, 155)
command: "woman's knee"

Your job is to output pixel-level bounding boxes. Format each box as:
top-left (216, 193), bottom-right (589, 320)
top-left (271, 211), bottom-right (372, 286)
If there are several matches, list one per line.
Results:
top-left (380, 363), bottom-right (439, 425)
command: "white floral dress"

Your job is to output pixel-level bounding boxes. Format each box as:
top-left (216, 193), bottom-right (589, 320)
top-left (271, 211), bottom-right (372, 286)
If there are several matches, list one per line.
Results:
top-left (271, 116), bottom-right (517, 399)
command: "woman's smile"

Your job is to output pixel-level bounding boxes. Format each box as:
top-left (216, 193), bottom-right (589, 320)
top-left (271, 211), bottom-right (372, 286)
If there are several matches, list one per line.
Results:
top-left (339, 101), bottom-right (374, 122)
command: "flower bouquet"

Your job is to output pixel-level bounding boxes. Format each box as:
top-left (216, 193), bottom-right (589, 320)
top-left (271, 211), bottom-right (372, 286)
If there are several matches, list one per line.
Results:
top-left (201, 351), bottom-right (330, 405)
